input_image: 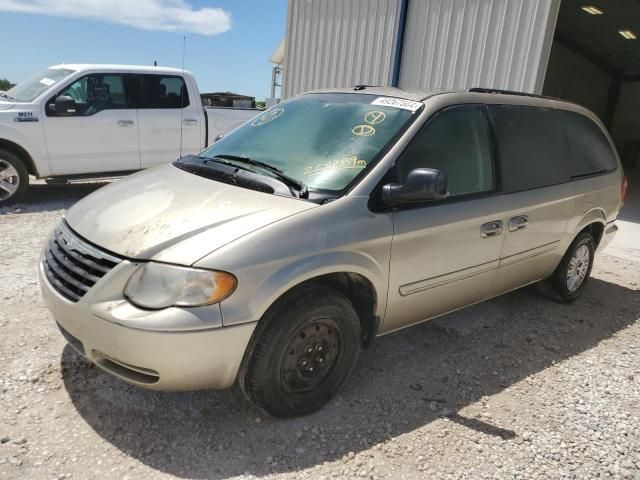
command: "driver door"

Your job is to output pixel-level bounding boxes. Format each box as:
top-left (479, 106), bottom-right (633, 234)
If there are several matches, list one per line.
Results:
top-left (43, 73), bottom-right (140, 175)
top-left (383, 104), bottom-right (506, 333)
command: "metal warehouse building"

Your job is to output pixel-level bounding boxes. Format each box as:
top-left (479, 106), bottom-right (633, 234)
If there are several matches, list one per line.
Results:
top-left (278, 0), bottom-right (640, 172)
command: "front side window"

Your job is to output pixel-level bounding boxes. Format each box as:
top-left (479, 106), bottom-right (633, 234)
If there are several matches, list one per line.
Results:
top-left (51, 74), bottom-right (127, 116)
top-left (197, 93), bottom-right (419, 191)
top-left (395, 105), bottom-right (494, 197)
top-left (6, 68), bottom-right (75, 103)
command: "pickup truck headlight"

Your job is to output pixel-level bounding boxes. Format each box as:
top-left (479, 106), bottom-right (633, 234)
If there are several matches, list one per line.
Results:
top-left (124, 263), bottom-right (237, 310)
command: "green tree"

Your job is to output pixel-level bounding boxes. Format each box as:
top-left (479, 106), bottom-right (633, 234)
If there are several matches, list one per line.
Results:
top-left (0, 78), bottom-right (13, 91)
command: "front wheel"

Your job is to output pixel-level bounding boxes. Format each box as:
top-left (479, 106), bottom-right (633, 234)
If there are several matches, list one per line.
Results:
top-left (550, 232), bottom-right (596, 302)
top-left (0, 149), bottom-right (29, 206)
top-left (240, 285), bottom-right (361, 417)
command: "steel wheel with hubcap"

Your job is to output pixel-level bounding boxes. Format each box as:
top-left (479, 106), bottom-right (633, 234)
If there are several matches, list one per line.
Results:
top-left (280, 319), bottom-right (343, 395)
top-left (241, 285), bottom-right (361, 417)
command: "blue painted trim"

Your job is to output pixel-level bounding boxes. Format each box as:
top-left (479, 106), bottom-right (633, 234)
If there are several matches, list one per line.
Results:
top-left (391, 0), bottom-right (409, 87)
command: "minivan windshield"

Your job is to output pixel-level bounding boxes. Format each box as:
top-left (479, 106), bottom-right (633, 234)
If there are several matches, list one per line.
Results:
top-left (197, 93), bottom-right (420, 191)
top-left (6, 68), bottom-right (75, 102)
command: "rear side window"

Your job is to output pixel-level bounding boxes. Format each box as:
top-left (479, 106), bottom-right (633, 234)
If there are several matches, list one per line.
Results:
top-left (558, 110), bottom-right (618, 177)
top-left (396, 105), bottom-right (494, 197)
top-left (133, 74), bottom-right (189, 108)
top-left (489, 105), bottom-right (570, 193)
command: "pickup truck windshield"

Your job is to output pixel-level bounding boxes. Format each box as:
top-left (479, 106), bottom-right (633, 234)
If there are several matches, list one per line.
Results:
top-left (199, 93), bottom-right (419, 191)
top-left (6, 68), bottom-right (75, 102)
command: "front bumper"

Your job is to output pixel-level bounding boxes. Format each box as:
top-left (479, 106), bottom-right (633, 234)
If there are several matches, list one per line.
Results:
top-left (39, 261), bottom-right (256, 391)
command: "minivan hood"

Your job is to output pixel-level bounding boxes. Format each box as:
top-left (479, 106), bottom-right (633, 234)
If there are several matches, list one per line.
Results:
top-left (65, 164), bottom-right (317, 264)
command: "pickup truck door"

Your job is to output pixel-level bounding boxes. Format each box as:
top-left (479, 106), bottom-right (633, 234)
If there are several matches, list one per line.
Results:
top-left (383, 105), bottom-right (504, 334)
top-left (135, 74), bottom-right (202, 168)
top-left (43, 73), bottom-right (140, 175)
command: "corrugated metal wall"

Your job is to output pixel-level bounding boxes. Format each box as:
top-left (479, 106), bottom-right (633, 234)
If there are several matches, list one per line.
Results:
top-left (398, 0), bottom-right (560, 93)
top-left (282, 0), bottom-right (401, 98)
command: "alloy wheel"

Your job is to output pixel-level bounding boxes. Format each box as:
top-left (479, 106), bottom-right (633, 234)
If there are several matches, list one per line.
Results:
top-left (566, 244), bottom-right (590, 292)
top-left (0, 159), bottom-right (20, 201)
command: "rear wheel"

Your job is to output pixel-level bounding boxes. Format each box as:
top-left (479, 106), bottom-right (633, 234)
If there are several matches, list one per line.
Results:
top-left (0, 149), bottom-right (29, 206)
top-left (240, 285), bottom-right (361, 417)
top-left (550, 232), bottom-right (596, 302)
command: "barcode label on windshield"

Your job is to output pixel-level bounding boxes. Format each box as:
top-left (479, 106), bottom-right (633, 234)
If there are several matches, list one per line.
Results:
top-left (371, 97), bottom-right (423, 112)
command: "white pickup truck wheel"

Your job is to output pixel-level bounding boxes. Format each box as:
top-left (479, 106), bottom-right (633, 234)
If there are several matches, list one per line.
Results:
top-left (0, 149), bottom-right (28, 206)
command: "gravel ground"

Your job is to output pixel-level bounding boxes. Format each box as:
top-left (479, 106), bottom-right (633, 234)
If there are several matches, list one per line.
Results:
top-left (1, 181), bottom-right (639, 480)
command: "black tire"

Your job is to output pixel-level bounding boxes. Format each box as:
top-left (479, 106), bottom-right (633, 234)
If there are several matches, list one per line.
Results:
top-left (0, 149), bottom-right (29, 206)
top-left (550, 232), bottom-right (596, 302)
top-left (240, 285), bottom-right (361, 417)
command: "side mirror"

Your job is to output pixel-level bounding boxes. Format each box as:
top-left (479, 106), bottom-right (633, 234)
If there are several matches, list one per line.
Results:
top-left (382, 168), bottom-right (449, 205)
top-left (53, 95), bottom-right (77, 116)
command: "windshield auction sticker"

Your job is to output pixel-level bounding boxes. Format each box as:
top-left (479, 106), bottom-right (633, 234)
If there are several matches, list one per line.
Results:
top-left (251, 108), bottom-right (284, 126)
top-left (371, 97), bottom-right (423, 112)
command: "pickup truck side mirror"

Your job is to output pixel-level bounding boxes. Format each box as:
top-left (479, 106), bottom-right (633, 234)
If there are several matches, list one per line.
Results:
top-left (53, 95), bottom-right (77, 116)
top-left (382, 168), bottom-right (449, 205)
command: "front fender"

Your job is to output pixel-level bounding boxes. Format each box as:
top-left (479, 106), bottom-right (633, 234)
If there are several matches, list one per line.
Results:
top-left (219, 251), bottom-right (388, 327)
top-left (0, 114), bottom-right (49, 176)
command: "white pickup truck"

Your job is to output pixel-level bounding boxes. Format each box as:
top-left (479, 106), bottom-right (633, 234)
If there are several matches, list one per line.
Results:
top-left (0, 64), bottom-right (260, 205)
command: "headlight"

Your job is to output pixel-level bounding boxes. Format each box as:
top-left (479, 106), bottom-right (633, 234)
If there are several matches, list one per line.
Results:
top-left (124, 263), bottom-right (237, 310)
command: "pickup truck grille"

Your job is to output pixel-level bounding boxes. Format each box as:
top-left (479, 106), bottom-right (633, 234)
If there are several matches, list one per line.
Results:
top-left (43, 221), bottom-right (122, 302)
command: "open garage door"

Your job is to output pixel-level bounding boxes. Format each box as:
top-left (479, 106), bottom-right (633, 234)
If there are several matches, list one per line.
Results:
top-left (543, 0), bottom-right (640, 178)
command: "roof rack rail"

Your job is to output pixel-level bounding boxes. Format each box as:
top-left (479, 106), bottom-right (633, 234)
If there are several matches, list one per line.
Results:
top-left (468, 87), bottom-right (587, 110)
top-left (468, 88), bottom-right (545, 99)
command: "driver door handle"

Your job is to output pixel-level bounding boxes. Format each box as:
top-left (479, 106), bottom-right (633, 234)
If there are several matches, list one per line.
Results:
top-left (117, 120), bottom-right (134, 127)
top-left (480, 220), bottom-right (504, 238)
top-left (183, 118), bottom-right (198, 126)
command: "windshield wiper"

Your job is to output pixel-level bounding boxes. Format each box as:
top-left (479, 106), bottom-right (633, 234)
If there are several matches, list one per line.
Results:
top-left (213, 154), bottom-right (308, 198)
top-left (0, 92), bottom-right (14, 100)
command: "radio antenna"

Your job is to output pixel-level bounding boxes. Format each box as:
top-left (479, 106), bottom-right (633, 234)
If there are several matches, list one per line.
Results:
top-left (179, 35), bottom-right (186, 158)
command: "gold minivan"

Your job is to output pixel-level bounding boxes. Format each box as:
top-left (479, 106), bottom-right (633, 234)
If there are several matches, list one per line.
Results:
top-left (40, 87), bottom-right (626, 417)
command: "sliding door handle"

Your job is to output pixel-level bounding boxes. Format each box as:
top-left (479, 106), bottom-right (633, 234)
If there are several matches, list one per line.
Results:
top-left (117, 120), bottom-right (134, 127)
top-left (508, 215), bottom-right (529, 232)
top-left (480, 220), bottom-right (504, 238)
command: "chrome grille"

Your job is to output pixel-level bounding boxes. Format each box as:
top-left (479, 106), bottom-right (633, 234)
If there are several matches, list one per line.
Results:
top-left (43, 221), bottom-right (122, 302)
